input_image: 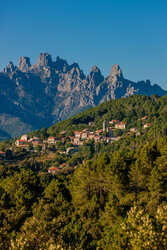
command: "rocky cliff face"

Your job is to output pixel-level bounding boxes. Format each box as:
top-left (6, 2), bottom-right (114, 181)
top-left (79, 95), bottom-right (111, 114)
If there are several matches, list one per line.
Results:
top-left (0, 53), bottom-right (166, 139)
top-left (18, 56), bottom-right (31, 71)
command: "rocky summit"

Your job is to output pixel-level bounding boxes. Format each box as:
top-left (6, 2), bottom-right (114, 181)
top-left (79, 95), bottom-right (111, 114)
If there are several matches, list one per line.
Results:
top-left (0, 52), bottom-right (166, 139)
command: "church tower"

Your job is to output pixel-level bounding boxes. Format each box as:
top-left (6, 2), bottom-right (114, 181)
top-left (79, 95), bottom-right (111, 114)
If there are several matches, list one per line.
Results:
top-left (103, 119), bottom-right (107, 132)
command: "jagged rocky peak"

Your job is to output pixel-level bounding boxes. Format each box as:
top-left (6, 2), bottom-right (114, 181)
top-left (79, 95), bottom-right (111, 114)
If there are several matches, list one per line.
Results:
top-left (54, 56), bottom-right (69, 72)
top-left (37, 53), bottom-right (53, 67)
top-left (69, 63), bottom-right (85, 79)
top-left (69, 62), bottom-right (81, 71)
top-left (70, 62), bottom-right (79, 68)
top-left (18, 56), bottom-right (31, 71)
top-left (3, 61), bottom-right (16, 74)
top-left (82, 65), bottom-right (104, 89)
top-left (91, 65), bottom-right (100, 73)
top-left (110, 64), bottom-right (123, 78)
top-left (87, 65), bottom-right (104, 82)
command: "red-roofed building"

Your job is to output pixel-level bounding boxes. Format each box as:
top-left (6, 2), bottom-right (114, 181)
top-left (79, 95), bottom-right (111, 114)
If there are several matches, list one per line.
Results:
top-left (74, 131), bottom-right (82, 139)
top-left (141, 116), bottom-right (148, 120)
top-left (48, 167), bottom-right (61, 174)
top-left (29, 137), bottom-right (41, 147)
top-left (109, 120), bottom-right (119, 125)
top-left (138, 116), bottom-right (148, 122)
top-left (15, 139), bottom-right (27, 147)
top-left (95, 129), bottom-right (103, 135)
top-left (115, 122), bottom-right (127, 130)
top-left (59, 163), bottom-right (69, 169)
top-left (47, 137), bottom-right (57, 144)
top-left (143, 123), bottom-right (150, 129)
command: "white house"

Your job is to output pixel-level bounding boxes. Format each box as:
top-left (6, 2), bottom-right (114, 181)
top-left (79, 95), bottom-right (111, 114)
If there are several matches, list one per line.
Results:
top-left (115, 122), bottom-right (127, 130)
top-left (20, 134), bottom-right (30, 141)
top-left (74, 131), bottom-right (82, 139)
top-left (47, 137), bottom-right (57, 144)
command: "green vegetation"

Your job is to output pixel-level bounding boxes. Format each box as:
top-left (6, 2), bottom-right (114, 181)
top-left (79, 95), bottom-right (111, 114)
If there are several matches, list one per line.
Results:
top-left (48, 94), bottom-right (167, 138)
top-left (0, 94), bottom-right (167, 249)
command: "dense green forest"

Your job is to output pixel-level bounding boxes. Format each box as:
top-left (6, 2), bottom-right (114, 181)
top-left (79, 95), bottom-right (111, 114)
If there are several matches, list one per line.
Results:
top-left (0, 94), bottom-right (167, 249)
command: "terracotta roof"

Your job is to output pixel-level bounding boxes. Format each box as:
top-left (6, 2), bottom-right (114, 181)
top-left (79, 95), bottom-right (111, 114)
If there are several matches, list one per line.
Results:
top-left (49, 167), bottom-right (60, 171)
top-left (0, 151), bottom-right (5, 154)
top-left (95, 129), bottom-right (103, 133)
top-left (109, 120), bottom-right (119, 123)
top-left (74, 131), bottom-right (82, 134)
top-left (17, 139), bottom-right (27, 142)
top-left (48, 137), bottom-right (56, 139)
top-left (60, 163), bottom-right (69, 167)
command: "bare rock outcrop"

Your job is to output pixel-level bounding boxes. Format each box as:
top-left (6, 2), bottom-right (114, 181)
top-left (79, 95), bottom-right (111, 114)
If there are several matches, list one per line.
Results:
top-left (18, 56), bottom-right (31, 71)
top-left (37, 53), bottom-right (53, 67)
top-left (0, 52), bottom-right (166, 139)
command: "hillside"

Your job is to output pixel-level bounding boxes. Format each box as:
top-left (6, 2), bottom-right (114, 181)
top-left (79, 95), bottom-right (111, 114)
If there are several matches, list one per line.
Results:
top-left (47, 94), bottom-right (167, 138)
top-left (0, 53), bottom-right (166, 140)
top-left (0, 94), bottom-right (167, 248)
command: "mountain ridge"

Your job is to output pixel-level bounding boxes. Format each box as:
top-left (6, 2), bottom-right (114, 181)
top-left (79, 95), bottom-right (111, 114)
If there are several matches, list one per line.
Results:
top-left (0, 52), bottom-right (166, 139)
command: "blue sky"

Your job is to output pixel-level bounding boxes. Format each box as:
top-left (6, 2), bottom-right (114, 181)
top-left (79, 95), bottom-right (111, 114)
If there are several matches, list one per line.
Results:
top-left (1, 0), bottom-right (167, 89)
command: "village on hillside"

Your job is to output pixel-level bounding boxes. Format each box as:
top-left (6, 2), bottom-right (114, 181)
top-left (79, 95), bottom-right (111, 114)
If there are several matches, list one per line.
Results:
top-left (0, 117), bottom-right (150, 173)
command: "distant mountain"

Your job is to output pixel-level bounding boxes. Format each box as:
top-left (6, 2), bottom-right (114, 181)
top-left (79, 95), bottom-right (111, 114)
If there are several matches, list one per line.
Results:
top-left (0, 53), bottom-right (166, 139)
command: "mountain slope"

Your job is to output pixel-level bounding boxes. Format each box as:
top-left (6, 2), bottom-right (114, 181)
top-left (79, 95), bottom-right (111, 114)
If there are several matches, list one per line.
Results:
top-left (0, 53), bottom-right (166, 139)
top-left (0, 95), bottom-right (167, 249)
